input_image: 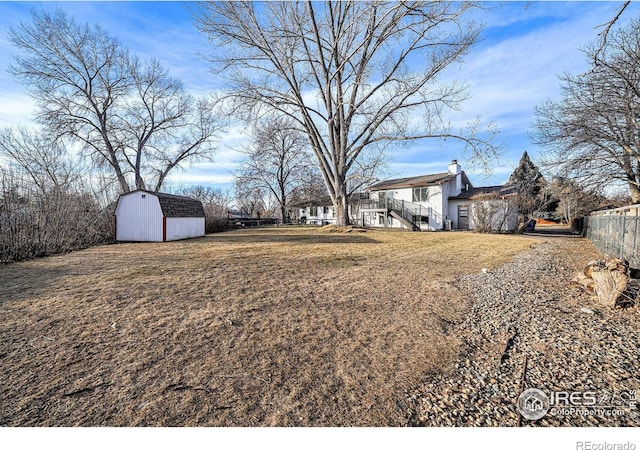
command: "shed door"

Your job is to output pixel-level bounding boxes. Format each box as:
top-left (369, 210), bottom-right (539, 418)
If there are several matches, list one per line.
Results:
top-left (458, 205), bottom-right (469, 229)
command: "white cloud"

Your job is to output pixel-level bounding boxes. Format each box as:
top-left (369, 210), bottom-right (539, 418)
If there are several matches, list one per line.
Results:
top-left (446, 4), bottom-right (617, 132)
top-left (3, 1), bottom-right (639, 190)
top-left (0, 93), bottom-right (36, 128)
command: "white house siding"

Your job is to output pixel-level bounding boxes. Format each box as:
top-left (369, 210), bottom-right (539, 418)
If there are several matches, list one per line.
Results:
top-left (165, 217), bottom-right (205, 241)
top-left (116, 192), bottom-right (164, 242)
top-left (471, 199), bottom-right (518, 231)
top-left (369, 183), bottom-right (454, 231)
top-left (448, 199), bottom-right (466, 229)
top-left (449, 198), bottom-right (518, 231)
top-left (425, 188), bottom-right (444, 230)
top-left (299, 206), bottom-right (336, 225)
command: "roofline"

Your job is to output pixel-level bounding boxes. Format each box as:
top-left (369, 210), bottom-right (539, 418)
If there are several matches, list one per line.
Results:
top-left (448, 185), bottom-right (519, 200)
top-left (367, 172), bottom-right (459, 191)
top-left (116, 189), bottom-right (205, 218)
top-left (117, 189), bottom-right (205, 201)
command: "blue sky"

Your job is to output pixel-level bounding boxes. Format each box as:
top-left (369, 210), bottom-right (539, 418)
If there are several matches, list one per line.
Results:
top-left (0, 1), bottom-right (638, 190)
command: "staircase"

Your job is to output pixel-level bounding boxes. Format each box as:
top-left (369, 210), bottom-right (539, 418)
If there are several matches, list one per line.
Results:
top-left (388, 209), bottom-right (421, 231)
top-left (359, 197), bottom-right (427, 231)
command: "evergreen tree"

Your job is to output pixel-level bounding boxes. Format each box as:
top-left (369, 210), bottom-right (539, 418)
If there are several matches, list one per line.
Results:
top-left (508, 151), bottom-right (546, 218)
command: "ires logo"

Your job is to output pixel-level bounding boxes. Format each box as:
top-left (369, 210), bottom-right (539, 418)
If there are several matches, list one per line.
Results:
top-left (518, 389), bottom-right (634, 421)
top-left (549, 391), bottom-right (598, 407)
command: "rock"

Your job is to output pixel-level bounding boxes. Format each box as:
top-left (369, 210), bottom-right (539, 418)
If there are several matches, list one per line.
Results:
top-left (406, 238), bottom-right (640, 427)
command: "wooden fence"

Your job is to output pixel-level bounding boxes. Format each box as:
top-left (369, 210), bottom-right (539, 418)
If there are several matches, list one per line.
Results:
top-left (584, 205), bottom-right (640, 268)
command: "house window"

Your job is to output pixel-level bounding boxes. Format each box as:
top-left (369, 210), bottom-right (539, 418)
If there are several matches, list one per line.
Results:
top-left (141, 194), bottom-right (146, 199)
top-left (310, 206), bottom-right (318, 216)
top-left (413, 187), bottom-right (432, 203)
top-left (323, 206), bottom-right (330, 214)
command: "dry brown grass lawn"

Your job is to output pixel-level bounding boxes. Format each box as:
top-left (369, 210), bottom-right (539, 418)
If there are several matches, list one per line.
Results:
top-left (0, 227), bottom-right (535, 426)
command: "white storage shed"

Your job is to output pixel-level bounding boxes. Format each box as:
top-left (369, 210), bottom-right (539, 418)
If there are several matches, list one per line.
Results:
top-left (115, 190), bottom-right (205, 242)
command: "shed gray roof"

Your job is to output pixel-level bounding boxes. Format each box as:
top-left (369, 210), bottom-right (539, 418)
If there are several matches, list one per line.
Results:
top-left (155, 191), bottom-right (205, 218)
top-left (126, 190), bottom-right (205, 218)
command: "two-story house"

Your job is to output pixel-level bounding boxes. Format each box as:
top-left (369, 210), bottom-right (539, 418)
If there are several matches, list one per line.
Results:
top-left (290, 160), bottom-right (518, 231)
top-left (361, 160), bottom-right (518, 231)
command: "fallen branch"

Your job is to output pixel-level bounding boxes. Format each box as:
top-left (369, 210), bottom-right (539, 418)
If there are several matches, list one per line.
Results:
top-left (517, 354), bottom-right (528, 427)
top-left (500, 326), bottom-right (518, 365)
top-left (62, 382), bottom-right (110, 397)
top-left (164, 383), bottom-right (208, 393)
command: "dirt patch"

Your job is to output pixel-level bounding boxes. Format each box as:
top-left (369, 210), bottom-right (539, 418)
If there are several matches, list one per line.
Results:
top-left (0, 227), bottom-right (536, 426)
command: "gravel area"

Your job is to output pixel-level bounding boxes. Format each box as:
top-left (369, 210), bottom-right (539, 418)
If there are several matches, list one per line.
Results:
top-left (406, 236), bottom-right (640, 427)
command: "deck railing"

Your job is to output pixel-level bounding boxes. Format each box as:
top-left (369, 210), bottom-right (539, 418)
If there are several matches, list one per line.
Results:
top-left (359, 197), bottom-right (434, 229)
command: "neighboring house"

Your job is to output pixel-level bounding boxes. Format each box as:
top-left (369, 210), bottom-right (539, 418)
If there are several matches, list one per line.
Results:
top-left (291, 197), bottom-right (338, 225)
top-left (115, 190), bottom-right (205, 242)
top-left (290, 194), bottom-right (369, 225)
top-left (361, 160), bottom-right (519, 231)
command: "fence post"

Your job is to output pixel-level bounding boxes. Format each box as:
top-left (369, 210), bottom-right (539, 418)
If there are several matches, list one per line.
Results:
top-left (603, 216), bottom-right (611, 254)
top-left (621, 216), bottom-right (626, 259)
top-left (634, 214), bottom-right (639, 267)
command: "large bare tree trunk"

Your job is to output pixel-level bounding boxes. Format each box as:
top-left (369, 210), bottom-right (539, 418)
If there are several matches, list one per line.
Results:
top-left (194, 2), bottom-right (498, 220)
top-left (330, 175), bottom-right (349, 227)
top-left (627, 178), bottom-right (640, 203)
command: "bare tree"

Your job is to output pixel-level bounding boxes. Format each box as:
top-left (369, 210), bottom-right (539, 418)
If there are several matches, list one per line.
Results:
top-left (234, 183), bottom-right (269, 219)
top-left (0, 127), bottom-right (79, 194)
top-left (593, 0), bottom-right (630, 63)
top-left (0, 164), bottom-right (113, 263)
top-left (193, 2), bottom-right (497, 225)
top-left (181, 184), bottom-right (233, 218)
top-left (606, 190), bottom-right (633, 208)
top-left (124, 59), bottom-right (220, 191)
top-left (235, 118), bottom-right (315, 223)
top-left (549, 178), bottom-right (605, 224)
top-left (290, 172), bottom-right (327, 200)
top-left (181, 184), bottom-right (234, 232)
top-left (9, 9), bottom-right (219, 194)
top-left (532, 17), bottom-right (640, 203)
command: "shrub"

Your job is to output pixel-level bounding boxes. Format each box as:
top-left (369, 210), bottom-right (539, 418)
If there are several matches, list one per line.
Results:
top-left (0, 175), bottom-right (113, 263)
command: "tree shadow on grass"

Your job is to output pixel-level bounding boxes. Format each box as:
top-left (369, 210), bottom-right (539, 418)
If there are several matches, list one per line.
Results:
top-left (0, 264), bottom-right (71, 305)
top-left (197, 231), bottom-right (380, 245)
